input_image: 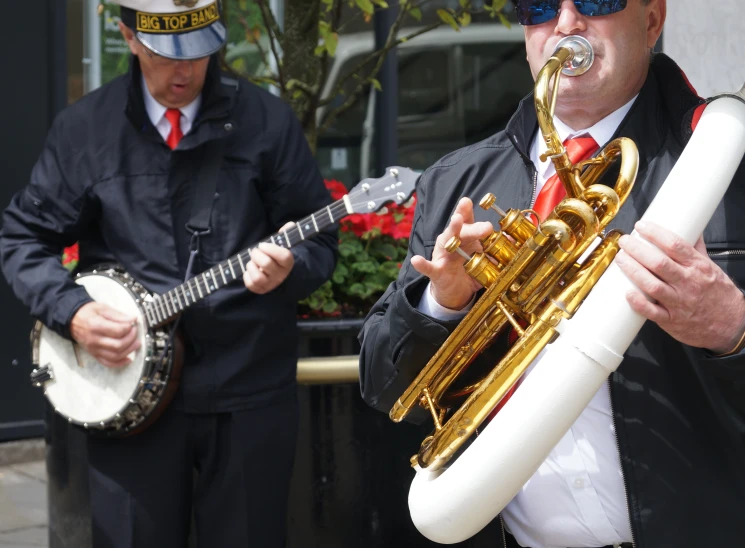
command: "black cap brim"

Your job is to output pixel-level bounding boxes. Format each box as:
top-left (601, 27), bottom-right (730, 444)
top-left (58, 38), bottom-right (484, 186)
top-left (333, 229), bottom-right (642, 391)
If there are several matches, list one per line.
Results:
top-left (137, 20), bottom-right (227, 60)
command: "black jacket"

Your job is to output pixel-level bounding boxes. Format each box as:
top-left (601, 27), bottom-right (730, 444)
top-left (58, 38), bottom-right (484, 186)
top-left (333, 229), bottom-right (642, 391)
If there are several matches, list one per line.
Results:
top-left (0, 57), bottom-right (337, 413)
top-left (358, 54), bottom-right (745, 546)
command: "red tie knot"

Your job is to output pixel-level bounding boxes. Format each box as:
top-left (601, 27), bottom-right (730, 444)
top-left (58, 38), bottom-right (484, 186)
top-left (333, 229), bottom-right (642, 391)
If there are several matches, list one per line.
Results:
top-left (563, 135), bottom-right (599, 162)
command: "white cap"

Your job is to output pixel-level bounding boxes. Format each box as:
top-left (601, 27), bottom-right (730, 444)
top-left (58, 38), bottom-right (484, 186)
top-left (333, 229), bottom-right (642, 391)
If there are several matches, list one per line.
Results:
top-left (114, 0), bottom-right (227, 60)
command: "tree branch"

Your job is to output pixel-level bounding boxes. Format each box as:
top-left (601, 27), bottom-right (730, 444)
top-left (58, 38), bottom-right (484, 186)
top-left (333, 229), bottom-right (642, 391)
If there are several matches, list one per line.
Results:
top-left (235, 15), bottom-right (275, 81)
top-left (256, 0), bottom-right (286, 90)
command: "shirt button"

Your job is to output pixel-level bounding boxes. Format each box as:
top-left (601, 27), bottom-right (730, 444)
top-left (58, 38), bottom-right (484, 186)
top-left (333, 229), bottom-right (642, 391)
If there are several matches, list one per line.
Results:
top-left (573, 478), bottom-right (584, 489)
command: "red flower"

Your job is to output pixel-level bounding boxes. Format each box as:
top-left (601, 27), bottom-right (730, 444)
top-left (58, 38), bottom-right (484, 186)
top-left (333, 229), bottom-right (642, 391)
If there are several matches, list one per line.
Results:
top-left (62, 243), bottom-right (79, 265)
top-left (323, 179), bottom-right (416, 240)
top-left (324, 179), bottom-right (348, 202)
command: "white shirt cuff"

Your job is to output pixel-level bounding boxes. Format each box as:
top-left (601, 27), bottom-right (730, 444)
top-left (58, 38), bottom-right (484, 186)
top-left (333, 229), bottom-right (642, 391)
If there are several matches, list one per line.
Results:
top-left (417, 281), bottom-right (475, 321)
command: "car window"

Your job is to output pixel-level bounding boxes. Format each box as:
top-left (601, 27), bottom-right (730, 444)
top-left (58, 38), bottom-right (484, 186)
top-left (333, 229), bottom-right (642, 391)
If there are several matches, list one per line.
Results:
top-left (317, 37), bottom-right (534, 186)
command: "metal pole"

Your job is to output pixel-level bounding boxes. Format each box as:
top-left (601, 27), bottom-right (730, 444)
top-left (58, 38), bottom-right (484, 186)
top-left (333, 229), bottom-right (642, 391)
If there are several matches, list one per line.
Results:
top-left (373, 5), bottom-right (399, 176)
top-left (83, 0), bottom-right (102, 94)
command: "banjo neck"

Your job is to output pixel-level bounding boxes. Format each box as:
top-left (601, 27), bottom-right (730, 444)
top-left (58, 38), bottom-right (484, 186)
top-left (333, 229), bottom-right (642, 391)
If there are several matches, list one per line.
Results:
top-left (142, 198), bottom-right (348, 328)
top-left (141, 166), bottom-right (419, 329)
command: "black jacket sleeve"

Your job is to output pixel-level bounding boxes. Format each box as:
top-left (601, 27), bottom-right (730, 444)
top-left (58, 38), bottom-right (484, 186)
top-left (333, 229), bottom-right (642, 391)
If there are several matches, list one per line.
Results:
top-left (266, 103), bottom-right (337, 302)
top-left (357, 168), bottom-right (469, 423)
top-left (0, 114), bottom-right (95, 339)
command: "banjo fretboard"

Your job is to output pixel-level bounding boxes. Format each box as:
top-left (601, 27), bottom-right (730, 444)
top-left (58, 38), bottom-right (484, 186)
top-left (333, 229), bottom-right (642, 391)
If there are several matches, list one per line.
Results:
top-left (139, 166), bottom-right (419, 328)
top-left (142, 199), bottom-right (350, 328)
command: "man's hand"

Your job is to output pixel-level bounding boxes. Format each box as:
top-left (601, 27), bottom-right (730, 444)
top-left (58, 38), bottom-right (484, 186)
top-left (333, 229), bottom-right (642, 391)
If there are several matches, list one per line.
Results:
top-left (616, 220), bottom-right (745, 354)
top-left (70, 302), bottom-right (141, 368)
top-left (243, 221), bottom-right (296, 294)
top-left (411, 197), bottom-right (493, 310)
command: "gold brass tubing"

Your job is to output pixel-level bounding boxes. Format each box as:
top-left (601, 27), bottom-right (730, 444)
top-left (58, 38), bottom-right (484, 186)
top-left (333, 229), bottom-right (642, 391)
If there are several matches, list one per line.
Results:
top-left (390, 239), bottom-right (542, 423)
top-left (417, 319), bottom-right (559, 470)
top-left (497, 302), bottom-right (525, 336)
top-left (519, 199), bottom-right (599, 312)
top-left (551, 230), bottom-right (623, 316)
top-left (482, 231), bottom-right (519, 266)
top-left (428, 308), bottom-right (508, 403)
top-left (534, 47), bottom-right (585, 199)
top-left (578, 137), bottom-right (638, 211)
top-left (463, 253), bottom-right (501, 288)
top-left (501, 209), bottom-right (538, 244)
top-left (553, 198), bottom-right (599, 247)
top-left (423, 388), bottom-right (443, 430)
top-left (516, 219), bottom-right (575, 304)
top-left (583, 184), bottom-right (620, 228)
top-left (389, 282), bottom-right (511, 423)
top-left (296, 355), bottom-right (360, 384)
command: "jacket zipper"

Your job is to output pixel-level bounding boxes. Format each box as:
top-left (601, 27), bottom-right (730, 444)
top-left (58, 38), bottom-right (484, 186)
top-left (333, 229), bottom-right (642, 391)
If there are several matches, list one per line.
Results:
top-left (608, 381), bottom-right (637, 547)
top-left (708, 249), bottom-right (745, 257)
top-left (530, 170), bottom-right (538, 208)
top-left (499, 514), bottom-right (507, 548)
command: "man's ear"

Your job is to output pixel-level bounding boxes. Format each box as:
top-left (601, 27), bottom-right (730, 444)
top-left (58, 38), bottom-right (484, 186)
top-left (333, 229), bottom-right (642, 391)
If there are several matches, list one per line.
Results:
top-left (118, 21), bottom-right (139, 57)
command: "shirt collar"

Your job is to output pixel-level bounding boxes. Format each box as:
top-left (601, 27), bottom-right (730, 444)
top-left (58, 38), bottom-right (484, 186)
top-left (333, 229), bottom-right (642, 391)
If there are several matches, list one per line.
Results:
top-left (140, 74), bottom-right (202, 130)
top-left (533, 94), bottom-right (638, 179)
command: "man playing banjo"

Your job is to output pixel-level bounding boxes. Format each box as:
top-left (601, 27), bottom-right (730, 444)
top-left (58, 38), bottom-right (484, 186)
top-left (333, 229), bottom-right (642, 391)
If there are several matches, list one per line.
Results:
top-left (0, 1), bottom-right (337, 546)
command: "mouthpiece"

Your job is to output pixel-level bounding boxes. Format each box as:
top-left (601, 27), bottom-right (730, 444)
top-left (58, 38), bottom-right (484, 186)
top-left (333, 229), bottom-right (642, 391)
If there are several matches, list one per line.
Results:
top-left (555, 35), bottom-right (594, 76)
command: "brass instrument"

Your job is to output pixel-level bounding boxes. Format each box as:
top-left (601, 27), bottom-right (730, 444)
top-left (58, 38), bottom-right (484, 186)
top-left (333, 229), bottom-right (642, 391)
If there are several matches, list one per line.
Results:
top-left (389, 36), bottom-right (639, 472)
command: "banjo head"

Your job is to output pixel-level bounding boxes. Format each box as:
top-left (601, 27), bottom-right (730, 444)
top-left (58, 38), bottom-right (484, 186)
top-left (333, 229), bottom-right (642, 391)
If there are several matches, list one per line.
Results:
top-left (35, 270), bottom-right (150, 427)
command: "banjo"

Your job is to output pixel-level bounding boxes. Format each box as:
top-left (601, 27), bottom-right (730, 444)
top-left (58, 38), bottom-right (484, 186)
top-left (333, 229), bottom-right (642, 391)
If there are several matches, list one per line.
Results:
top-left (30, 167), bottom-right (419, 437)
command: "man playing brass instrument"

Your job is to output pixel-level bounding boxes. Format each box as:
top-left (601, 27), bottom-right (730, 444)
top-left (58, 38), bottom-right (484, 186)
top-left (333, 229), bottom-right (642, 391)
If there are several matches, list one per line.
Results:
top-left (359, 1), bottom-right (745, 546)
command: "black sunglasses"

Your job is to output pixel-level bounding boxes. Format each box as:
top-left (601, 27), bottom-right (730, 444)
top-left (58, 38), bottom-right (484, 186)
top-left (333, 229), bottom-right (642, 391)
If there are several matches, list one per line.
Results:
top-left (516, 0), bottom-right (628, 26)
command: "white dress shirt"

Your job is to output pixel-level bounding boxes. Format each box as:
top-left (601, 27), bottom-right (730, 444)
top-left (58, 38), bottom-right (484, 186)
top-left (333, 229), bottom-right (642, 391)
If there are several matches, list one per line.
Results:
top-left (141, 75), bottom-right (202, 142)
top-left (417, 96), bottom-right (638, 548)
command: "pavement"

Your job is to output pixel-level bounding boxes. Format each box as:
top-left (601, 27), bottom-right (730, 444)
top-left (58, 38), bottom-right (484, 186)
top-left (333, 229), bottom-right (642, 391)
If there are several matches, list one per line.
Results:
top-left (0, 459), bottom-right (48, 548)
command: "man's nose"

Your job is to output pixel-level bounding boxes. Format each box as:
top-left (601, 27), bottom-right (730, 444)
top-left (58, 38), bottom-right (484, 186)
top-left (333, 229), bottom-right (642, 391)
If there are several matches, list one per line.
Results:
top-left (174, 60), bottom-right (194, 77)
top-left (555, 0), bottom-right (587, 35)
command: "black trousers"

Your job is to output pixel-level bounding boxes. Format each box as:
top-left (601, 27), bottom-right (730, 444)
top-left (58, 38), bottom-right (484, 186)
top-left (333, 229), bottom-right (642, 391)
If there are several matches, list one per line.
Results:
top-left (87, 397), bottom-right (299, 548)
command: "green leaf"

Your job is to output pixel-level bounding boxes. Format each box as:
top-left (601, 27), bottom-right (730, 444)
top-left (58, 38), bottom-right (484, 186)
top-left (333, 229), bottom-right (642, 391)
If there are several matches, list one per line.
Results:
top-left (408, 7), bottom-right (422, 21)
top-left (492, 0), bottom-right (507, 10)
top-left (380, 261), bottom-right (402, 278)
top-left (230, 57), bottom-right (246, 73)
top-left (322, 300), bottom-right (340, 314)
top-left (370, 78), bottom-right (382, 91)
top-left (371, 0), bottom-right (389, 7)
top-left (437, 8), bottom-right (460, 31)
top-left (355, 0), bottom-right (375, 15)
top-left (497, 12), bottom-right (511, 28)
top-left (239, 0), bottom-right (247, 9)
top-left (325, 33), bottom-right (338, 57)
top-left (339, 241), bottom-right (363, 257)
top-left (348, 283), bottom-right (367, 297)
top-left (458, 11), bottom-right (471, 27)
top-left (351, 260), bottom-right (378, 274)
top-left (378, 243), bottom-right (398, 260)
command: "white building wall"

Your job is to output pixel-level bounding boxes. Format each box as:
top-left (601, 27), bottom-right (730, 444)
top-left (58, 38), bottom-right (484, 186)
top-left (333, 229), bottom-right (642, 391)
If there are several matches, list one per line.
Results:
top-left (664, 0), bottom-right (745, 98)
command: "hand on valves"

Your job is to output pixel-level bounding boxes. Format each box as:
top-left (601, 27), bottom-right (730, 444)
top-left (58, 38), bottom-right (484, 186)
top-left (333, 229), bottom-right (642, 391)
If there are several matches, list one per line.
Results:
top-left (410, 197), bottom-right (494, 310)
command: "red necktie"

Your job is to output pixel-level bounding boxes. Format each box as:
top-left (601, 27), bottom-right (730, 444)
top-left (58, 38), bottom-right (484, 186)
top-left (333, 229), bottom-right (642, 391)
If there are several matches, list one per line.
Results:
top-left (165, 108), bottom-right (183, 150)
top-left (487, 135), bottom-right (599, 420)
top-left (532, 136), bottom-right (599, 222)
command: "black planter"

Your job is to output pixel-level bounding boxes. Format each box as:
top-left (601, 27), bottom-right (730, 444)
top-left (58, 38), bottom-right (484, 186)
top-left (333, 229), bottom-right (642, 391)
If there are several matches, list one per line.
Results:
top-left (289, 318), bottom-right (502, 547)
top-left (45, 318), bottom-right (502, 547)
